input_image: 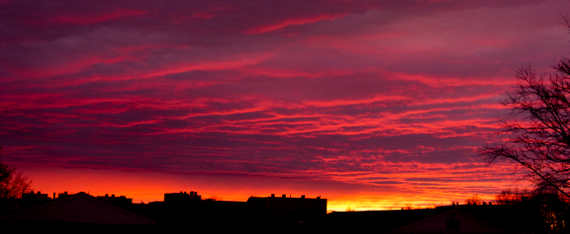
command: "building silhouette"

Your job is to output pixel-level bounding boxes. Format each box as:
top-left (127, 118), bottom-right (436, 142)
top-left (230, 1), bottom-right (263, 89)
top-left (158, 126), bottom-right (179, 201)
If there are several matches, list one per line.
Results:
top-left (0, 190), bottom-right (562, 233)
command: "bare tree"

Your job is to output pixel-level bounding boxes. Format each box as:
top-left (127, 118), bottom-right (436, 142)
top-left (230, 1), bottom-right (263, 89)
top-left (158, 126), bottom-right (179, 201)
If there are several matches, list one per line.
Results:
top-left (494, 188), bottom-right (531, 205)
top-left (465, 195), bottom-right (483, 205)
top-left (0, 146), bottom-right (32, 199)
top-left (480, 57), bottom-right (570, 198)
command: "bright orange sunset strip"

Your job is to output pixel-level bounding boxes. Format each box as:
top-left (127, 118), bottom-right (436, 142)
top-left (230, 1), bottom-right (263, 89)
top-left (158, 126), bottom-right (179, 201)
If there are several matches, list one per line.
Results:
top-left (14, 161), bottom-right (527, 212)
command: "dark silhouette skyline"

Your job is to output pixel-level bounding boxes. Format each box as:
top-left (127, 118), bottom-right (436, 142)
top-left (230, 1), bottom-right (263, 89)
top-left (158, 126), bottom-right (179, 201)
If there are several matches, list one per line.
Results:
top-left (2, 190), bottom-right (566, 233)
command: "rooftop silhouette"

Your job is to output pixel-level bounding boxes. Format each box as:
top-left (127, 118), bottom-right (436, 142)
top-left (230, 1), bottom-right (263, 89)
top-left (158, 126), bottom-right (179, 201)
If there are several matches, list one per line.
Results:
top-left (0, 190), bottom-right (564, 233)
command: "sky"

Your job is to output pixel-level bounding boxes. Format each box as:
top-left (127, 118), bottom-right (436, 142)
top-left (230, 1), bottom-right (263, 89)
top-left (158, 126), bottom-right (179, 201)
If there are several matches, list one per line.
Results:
top-left (1, 0), bottom-right (569, 211)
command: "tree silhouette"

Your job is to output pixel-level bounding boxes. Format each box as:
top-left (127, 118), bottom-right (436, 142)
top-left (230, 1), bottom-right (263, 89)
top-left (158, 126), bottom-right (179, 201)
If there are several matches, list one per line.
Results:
top-left (465, 194), bottom-right (483, 205)
top-left (480, 56), bottom-right (570, 198)
top-left (493, 188), bottom-right (569, 231)
top-left (494, 189), bottom-right (529, 205)
top-left (0, 146), bottom-right (32, 199)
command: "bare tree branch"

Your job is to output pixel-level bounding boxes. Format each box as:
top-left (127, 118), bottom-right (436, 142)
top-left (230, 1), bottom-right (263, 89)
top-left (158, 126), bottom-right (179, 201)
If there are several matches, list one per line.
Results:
top-left (0, 146), bottom-right (32, 199)
top-left (480, 61), bottom-right (570, 198)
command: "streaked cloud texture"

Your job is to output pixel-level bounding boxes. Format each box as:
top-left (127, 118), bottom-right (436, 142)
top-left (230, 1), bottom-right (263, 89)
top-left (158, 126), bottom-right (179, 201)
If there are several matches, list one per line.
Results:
top-left (1, 0), bottom-right (569, 210)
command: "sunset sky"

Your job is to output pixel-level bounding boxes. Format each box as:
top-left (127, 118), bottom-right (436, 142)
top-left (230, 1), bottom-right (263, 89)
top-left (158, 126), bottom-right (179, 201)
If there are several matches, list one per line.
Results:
top-left (1, 0), bottom-right (569, 211)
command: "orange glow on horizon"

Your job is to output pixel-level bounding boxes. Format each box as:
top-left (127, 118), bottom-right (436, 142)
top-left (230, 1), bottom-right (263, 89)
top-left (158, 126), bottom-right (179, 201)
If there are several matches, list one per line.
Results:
top-left (12, 162), bottom-right (528, 212)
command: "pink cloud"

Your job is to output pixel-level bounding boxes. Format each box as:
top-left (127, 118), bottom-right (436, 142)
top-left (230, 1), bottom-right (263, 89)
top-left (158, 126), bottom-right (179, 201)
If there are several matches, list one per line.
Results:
top-left (247, 13), bottom-right (348, 34)
top-left (47, 9), bottom-right (147, 25)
